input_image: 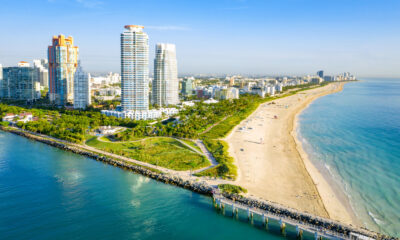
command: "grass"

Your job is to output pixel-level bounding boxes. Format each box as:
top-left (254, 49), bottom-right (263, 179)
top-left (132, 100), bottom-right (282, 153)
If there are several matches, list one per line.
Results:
top-left (218, 184), bottom-right (247, 194)
top-left (99, 136), bottom-right (112, 142)
top-left (195, 139), bottom-right (237, 180)
top-left (85, 136), bottom-right (210, 171)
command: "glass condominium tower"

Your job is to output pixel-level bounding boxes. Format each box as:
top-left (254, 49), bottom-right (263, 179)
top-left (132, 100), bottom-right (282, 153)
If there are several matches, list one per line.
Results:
top-left (152, 43), bottom-right (179, 106)
top-left (121, 25), bottom-right (149, 111)
top-left (48, 35), bottom-right (79, 106)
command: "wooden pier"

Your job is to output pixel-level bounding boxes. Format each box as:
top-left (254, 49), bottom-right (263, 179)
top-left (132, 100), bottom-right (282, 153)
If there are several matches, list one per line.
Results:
top-left (213, 194), bottom-right (376, 240)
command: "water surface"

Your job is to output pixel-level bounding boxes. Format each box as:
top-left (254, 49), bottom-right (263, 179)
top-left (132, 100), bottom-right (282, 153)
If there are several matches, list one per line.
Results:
top-left (298, 79), bottom-right (400, 237)
top-left (0, 131), bottom-right (287, 240)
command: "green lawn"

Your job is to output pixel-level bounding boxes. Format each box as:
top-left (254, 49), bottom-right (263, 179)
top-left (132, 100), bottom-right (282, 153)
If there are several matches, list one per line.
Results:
top-left (86, 136), bottom-right (210, 171)
top-left (99, 136), bottom-right (112, 142)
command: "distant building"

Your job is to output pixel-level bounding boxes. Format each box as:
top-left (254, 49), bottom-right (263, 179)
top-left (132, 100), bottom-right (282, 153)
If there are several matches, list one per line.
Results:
top-left (251, 87), bottom-right (266, 98)
top-left (121, 25), bottom-right (149, 111)
top-left (214, 87), bottom-right (239, 100)
top-left (196, 89), bottom-right (204, 99)
top-left (152, 43), bottom-right (179, 106)
top-left (73, 62), bottom-right (91, 109)
top-left (317, 70), bottom-right (324, 78)
top-left (182, 101), bottom-right (195, 107)
top-left (101, 108), bottom-right (178, 120)
top-left (203, 98), bottom-right (218, 104)
top-left (229, 77), bottom-right (235, 87)
top-left (323, 76), bottom-right (334, 82)
top-left (1, 62), bottom-right (41, 101)
top-left (268, 86), bottom-right (275, 96)
top-left (48, 35), bottom-right (79, 105)
top-left (311, 77), bottom-right (323, 84)
top-left (276, 84), bottom-right (283, 92)
top-left (33, 59), bottom-right (49, 88)
top-left (181, 77), bottom-right (194, 96)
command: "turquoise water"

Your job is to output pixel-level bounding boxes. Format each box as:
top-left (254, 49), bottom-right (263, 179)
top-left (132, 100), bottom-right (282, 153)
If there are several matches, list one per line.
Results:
top-left (298, 79), bottom-right (400, 237)
top-left (0, 131), bottom-right (293, 240)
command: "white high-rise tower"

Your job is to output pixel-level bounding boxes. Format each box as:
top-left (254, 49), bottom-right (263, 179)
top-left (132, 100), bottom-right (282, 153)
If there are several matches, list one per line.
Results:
top-left (121, 25), bottom-right (149, 111)
top-left (152, 43), bottom-right (179, 106)
top-left (73, 62), bottom-right (91, 109)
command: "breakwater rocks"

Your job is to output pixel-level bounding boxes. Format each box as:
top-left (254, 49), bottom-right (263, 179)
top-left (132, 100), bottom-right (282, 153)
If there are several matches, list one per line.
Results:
top-left (3, 128), bottom-right (213, 196)
top-left (222, 192), bottom-right (397, 240)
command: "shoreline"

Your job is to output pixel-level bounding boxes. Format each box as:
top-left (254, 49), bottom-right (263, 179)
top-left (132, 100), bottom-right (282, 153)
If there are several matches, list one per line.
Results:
top-left (291, 82), bottom-right (362, 226)
top-left (226, 82), bottom-right (358, 225)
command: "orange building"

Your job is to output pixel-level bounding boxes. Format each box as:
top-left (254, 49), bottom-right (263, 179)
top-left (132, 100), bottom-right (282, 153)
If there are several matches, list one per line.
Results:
top-left (48, 35), bottom-right (79, 105)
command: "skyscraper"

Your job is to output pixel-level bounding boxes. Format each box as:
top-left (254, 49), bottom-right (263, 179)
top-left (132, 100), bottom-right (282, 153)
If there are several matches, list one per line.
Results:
top-left (181, 77), bottom-right (194, 96)
top-left (121, 25), bottom-right (149, 111)
top-left (317, 70), bottom-right (324, 78)
top-left (48, 35), bottom-right (79, 106)
top-left (152, 43), bottom-right (179, 106)
top-left (33, 59), bottom-right (49, 88)
top-left (1, 62), bottom-right (40, 101)
top-left (73, 62), bottom-right (91, 109)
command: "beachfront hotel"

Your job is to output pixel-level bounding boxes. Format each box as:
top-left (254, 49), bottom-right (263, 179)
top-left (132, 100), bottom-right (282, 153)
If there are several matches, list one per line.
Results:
top-left (121, 25), bottom-right (149, 111)
top-left (48, 35), bottom-right (79, 106)
top-left (152, 43), bottom-right (179, 106)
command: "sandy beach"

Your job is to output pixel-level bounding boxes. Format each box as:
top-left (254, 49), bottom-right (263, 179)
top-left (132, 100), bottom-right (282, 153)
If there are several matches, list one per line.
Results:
top-left (225, 82), bottom-right (359, 225)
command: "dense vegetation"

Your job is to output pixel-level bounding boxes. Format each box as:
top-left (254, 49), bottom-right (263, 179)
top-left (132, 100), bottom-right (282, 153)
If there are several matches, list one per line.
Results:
top-left (86, 136), bottom-right (209, 171)
top-left (218, 184), bottom-right (248, 194)
top-left (0, 104), bottom-right (143, 143)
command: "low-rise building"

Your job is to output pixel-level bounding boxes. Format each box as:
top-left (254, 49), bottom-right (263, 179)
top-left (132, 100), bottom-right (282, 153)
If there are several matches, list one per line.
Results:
top-left (101, 108), bottom-right (179, 120)
top-left (2, 112), bottom-right (34, 123)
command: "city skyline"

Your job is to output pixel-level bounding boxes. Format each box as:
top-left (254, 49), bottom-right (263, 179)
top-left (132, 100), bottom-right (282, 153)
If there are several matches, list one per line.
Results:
top-left (1, 0), bottom-right (400, 77)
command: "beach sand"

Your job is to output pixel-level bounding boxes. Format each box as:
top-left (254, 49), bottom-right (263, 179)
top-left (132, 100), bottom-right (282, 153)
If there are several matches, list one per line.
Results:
top-left (225, 82), bottom-right (358, 225)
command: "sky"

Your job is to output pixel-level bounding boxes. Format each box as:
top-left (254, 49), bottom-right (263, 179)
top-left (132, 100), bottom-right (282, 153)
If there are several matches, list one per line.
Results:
top-left (1, 0), bottom-right (400, 77)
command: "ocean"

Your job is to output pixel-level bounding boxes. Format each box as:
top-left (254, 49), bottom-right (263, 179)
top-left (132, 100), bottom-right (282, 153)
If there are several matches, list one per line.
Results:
top-left (0, 131), bottom-right (291, 240)
top-left (298, 78), bottom-right (400, 237)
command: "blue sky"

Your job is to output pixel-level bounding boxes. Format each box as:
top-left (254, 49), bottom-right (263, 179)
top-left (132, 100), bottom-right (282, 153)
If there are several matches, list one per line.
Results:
top-left (1, 0), bottom-right (400, 77)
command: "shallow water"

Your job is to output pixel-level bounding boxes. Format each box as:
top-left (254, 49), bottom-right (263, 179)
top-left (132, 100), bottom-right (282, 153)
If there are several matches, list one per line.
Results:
top-left (298, 79), bottom-right (400, 237)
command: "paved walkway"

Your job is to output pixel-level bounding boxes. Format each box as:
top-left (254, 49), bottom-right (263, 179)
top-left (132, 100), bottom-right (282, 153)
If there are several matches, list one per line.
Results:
top-left (192, 139), bottom-right (219, 173)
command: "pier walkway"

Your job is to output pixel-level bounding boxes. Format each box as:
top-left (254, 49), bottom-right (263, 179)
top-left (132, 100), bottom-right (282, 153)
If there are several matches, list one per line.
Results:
top-left (213, 193), bottom-right (376, 240)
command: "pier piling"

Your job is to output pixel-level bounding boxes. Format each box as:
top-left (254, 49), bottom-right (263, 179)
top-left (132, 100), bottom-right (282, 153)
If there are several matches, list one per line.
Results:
top-left (296, 226), bottom-right (303, 239)
top-left (279, 219), bottom-right (286, 235)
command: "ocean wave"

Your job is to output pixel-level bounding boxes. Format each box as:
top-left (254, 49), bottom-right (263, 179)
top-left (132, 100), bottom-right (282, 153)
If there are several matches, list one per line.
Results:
top-left (368, 211), bottom-right (385, 226)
